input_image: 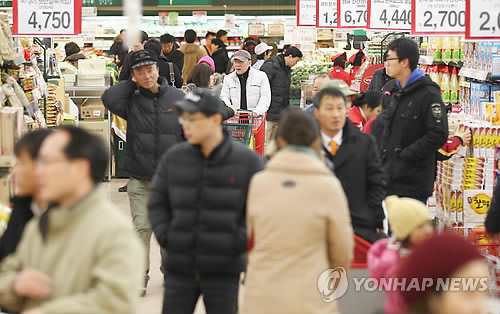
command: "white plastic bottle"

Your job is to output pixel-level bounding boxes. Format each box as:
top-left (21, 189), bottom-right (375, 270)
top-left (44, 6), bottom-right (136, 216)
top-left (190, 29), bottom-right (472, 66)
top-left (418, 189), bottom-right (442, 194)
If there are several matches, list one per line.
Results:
top-left (450, 67), bottom-right (459, 104)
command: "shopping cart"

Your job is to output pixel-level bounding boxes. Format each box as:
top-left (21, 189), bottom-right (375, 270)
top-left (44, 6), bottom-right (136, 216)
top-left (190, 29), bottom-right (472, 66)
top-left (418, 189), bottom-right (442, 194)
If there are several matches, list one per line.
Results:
top-left (352, 234), bottom-right (372, 268)
top-left (223, 110), bottom-right (266, 156)
top-left (468, 229), bottom-right (500, 297)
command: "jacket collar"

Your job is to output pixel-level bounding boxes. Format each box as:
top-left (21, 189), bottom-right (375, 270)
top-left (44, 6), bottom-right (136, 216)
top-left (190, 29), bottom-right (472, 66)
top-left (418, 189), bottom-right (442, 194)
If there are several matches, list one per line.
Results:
top-left (230, 67), bottom-right (255, 82)
top-left (266, 150), bottom-right (331, 175)
top-left (396, 67), bottom-right (426, 89)
top-left (193, 130), bottom-right (233, 163)
top-left (137, 77), bottom-right (170, 98)
top-left (39, 188), bottom-right (103, 239)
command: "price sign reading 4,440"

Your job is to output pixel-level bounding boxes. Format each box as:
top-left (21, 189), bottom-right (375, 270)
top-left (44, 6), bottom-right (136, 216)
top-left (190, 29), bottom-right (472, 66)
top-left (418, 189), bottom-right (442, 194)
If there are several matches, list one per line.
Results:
top-left (466, 0), bottom-right (500, 39)
top-left (13, 0), bottom-right (82, 36)
top-left (367, 0), bottom-right (411, 31)
top-left (412, 0), bottom-right (465, 35)
top-left (337, 0), bottom-right (368, 29)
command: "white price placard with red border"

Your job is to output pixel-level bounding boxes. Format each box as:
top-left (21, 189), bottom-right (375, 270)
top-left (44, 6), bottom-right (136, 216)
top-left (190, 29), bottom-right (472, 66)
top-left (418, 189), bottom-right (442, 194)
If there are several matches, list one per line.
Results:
top-left (465, 0), bottom-right (500, 40)
top-left (316, 0), bottom-right (338, 28)
top-left (337, 0), bottom-right (368, 29)
top-left (297, 0), bottom-right (316, 26)
top-left (412, 0), bottom-right (465, 35)
top-left (14, 0), bottom-right (82, 36)
top-left (367, 0), bottom-right (411, 31)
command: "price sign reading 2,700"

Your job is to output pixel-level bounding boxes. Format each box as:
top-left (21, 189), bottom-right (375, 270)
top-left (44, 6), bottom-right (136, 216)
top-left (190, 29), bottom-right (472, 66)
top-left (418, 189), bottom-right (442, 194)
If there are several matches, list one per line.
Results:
top-left (412, 0), bottom-right (465, 35)
top-left (28, 11), bottom-right (72, 31)
top-left (466, 0), bottom-right (500, 39)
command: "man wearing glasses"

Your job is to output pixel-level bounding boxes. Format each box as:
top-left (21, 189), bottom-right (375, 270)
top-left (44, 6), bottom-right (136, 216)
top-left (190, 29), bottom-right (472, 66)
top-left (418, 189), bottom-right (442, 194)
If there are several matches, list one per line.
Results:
top-left (380, 38), bottom-right (448, 203)
top-left (102, 49), bottom-right (185, 295)
top-left (148, 89), bottom-right (263, 313)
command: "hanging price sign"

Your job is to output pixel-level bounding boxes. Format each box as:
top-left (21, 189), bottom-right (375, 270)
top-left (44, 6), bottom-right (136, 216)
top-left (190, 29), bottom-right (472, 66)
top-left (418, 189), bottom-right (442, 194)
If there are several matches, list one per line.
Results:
top-left (297, 0), bottom-right (316, 26)
top-left (465, 0), bottom-right (500, 39)
top-left (337, 0), bottom-right (368, 29)
top-left (13, 0), bottom-right (82, 36)
top-left (317, 0), bottom-right (338, 28)
top-left (412, 0), bottom-right (465, 35)
top-left (367, 0), bottom-right (411, 31)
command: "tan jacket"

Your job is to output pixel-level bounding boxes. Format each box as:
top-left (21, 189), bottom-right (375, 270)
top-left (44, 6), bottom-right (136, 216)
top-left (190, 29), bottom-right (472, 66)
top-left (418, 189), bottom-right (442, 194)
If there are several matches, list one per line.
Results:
top-left (242, 150), bottom-right (354, 313)
top-left (178, 43), bottom-right (207, 82)
top-left (0, 188), bottom-right (144, 314)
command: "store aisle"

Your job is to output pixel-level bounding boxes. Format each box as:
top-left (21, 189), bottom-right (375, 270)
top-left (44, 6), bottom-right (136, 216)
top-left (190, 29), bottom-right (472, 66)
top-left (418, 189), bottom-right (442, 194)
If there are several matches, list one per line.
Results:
top-left (103, 179), bottom-right (208, 314)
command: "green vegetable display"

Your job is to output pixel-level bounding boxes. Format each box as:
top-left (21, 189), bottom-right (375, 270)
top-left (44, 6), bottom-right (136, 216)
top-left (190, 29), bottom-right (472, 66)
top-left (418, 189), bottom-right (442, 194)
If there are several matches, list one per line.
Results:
top-left (290, 62), bottom-right (333, 89)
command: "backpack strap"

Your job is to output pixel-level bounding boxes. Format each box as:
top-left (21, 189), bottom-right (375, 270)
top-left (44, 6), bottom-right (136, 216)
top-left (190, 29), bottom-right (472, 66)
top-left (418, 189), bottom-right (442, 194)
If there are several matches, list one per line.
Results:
top-left (168, 62), bottom-right (175, 86)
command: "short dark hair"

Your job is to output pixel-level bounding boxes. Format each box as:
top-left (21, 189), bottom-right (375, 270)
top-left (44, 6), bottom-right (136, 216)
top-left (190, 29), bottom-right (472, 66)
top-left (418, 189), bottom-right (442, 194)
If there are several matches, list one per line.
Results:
top-left (14, 129), bottom-right (52, 159)
top-left (313, 87), bottom-right (347, 109)
top-left (187, 63), bottom-right (214, 88)
top-left (184, 29), bottom-right (197, 43)
top-left (212, 38), bottom-right (225, 49)
top-left (284, 46), bottom-right (303, 58)
top-left (120, 29), bottom-right (126, 34)
top-left (257, 50), bottom-right (271, 60)
top-left (160, 33), bottom-right (176, 44)
top-left (206, 31), bottom-right (216, 39)
top-left (58, 126), bottom-right (108, 184)
top-left (64, 42), bottom-right (80, 57)
top-left (352, 90), bottom-right (383, 110)
top-left (140, 31), bottom-right (149, 44)
top-left (387, 37), bottom-right (419, 71)
top-left (144, 38), bottom-right (162, 58)
top-left (216, 30), bottom-right (228, 38)
top-left (244, 40), bottom-right (257, 55)
top-left (277, 108), bottom-right (320, 147)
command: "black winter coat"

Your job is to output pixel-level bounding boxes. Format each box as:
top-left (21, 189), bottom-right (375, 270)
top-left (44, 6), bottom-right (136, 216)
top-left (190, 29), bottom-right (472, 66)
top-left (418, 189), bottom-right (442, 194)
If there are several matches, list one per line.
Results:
top-left (163, 49), bottom-right (185, 73)
top-left (212, 47), bottom-right (229, 74)
top-left (324, 120), bottom-right (386, 233)
top-left (148, 133), bottom-right (264, 276)
top-left (0, 197), bottom-right (33, 262)
top-left (157, 55), bottom-right (183, 88)
top-left (101, 78), bottom-right (184, 180)
top-left (381, 75), bottom-right (448, 198)
top-left (260, 55), bottom-right (292, 122)
top-left (108, 41), bottom-right (128, 68)
top-left (486, 181), bottom-right (500, 233)
top-left (366, 68), bottom-right (392, 91)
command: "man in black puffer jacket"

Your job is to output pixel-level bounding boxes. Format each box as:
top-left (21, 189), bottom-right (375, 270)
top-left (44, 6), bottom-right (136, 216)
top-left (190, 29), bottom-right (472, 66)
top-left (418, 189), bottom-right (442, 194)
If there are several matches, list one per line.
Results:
top-left (148, 89), bottom-right (263, 314)
top-left (260, 46), bottom-right (302, 152)
top-left (101, 50), bottom-right (184, 295)
top-left (380, 38), bottom-right (448, 203)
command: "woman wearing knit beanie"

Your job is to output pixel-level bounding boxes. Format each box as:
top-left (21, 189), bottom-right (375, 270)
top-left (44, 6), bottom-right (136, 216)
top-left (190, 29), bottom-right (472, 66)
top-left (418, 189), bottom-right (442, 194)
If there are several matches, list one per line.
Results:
top-left (398, 233), bottom-right (489, 314)
top-left (367, 195), bottom-right (434, 313)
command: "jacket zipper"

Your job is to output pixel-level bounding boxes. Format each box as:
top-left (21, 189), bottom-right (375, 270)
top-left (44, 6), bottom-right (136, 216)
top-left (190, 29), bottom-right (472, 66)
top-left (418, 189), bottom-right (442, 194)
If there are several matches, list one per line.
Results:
top-left (193, 159), bottom-right (207, 279)
top-left (153, 97), bottom-right (159, 169)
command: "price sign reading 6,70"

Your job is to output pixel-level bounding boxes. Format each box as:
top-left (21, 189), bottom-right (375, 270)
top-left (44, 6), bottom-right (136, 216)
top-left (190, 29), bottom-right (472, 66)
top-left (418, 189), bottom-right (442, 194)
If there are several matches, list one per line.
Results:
top-left (13, 0), bottom-right (82, 36)
top-left (412, 0), bottom-right (465, 35)
top-left (466, 0), bottom-right (500, 39)
top-left (337, 0), bottom-right (368, 29)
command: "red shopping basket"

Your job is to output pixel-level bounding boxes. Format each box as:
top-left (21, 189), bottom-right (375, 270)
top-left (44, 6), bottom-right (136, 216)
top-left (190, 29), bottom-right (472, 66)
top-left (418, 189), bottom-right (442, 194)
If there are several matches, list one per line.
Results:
top-left (352, 235), bottom-right (372, 269)
top-left (468, 228), bottom-right (500, 297)
top-left (252, 114), bottom-right (266, 156)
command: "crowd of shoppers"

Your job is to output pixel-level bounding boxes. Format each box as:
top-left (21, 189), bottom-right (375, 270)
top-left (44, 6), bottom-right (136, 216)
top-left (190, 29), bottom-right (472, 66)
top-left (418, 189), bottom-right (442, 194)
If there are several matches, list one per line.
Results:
top-left (1, 32), bottom-right (497, 314)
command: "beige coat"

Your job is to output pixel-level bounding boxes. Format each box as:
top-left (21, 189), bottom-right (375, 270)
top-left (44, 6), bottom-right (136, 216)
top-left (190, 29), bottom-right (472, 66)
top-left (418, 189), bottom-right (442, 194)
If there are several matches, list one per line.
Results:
top-left (0, 188), bottom-right (144, 314)
top-left (178, 43), bottom-right (207, 82)
top-left (242, 150), bottom-right (354, 313)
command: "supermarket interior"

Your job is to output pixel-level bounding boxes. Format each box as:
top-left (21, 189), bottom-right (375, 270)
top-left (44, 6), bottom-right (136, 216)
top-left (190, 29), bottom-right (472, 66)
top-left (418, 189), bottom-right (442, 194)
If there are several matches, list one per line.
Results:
top-left (1, 0), bottom-right (500, 313)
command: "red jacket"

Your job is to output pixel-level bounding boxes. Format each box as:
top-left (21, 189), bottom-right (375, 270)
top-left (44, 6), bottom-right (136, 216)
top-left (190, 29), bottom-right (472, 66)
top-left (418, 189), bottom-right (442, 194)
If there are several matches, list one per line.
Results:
top-left (362, 116), bottom-right (376, 134)
top-left (349, 106), bottom-right (367, 129)
top-left (328, 66), bottom-right (351, 85)
top-left (438, 136), bottom-right (463, 159)
top-left (350, 65), bottom-right (360, 82)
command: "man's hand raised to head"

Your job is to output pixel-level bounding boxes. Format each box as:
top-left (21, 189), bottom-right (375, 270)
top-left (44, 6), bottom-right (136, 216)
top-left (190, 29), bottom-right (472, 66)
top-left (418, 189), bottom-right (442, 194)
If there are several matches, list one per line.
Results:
top-left (13, 268), bottom-right (51, 300)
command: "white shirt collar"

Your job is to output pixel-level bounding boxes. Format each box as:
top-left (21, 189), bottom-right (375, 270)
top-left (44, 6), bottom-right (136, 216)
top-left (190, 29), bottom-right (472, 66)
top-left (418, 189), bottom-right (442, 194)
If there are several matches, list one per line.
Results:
top-left (321, 130), bottom-right (343, 153)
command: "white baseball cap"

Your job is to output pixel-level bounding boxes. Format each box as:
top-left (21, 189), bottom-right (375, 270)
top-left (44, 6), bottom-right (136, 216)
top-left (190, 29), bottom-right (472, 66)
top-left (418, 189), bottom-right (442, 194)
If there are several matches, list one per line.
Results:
top-left (255, 43), bottom-right (272, 56)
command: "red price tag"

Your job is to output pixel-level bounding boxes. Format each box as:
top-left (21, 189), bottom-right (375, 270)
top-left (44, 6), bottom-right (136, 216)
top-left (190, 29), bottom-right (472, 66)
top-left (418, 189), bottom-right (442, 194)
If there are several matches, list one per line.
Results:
top-left (337, 0), bottom-right (368, 29)
top-left (316, 0), bottom-right (338, 28)
top-left (412, 0), bottom-right (465, 35)
top-left (13, 0), bottom-right (82, 36)
top-left (465, 0), bottom-right (500, 39)
top-left (367, 0), bottom-right (411, 31)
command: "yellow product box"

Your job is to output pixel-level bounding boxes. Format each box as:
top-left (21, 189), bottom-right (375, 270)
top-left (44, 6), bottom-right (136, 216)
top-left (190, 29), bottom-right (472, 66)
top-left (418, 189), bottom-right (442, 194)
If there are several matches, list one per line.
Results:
top-left (463, 190), bottom-right (492, 223)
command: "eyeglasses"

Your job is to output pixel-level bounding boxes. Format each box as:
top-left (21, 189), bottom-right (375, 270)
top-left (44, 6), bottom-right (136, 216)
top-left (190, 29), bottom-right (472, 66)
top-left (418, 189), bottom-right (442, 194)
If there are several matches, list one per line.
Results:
top-left (36, 157), bottom-right (68, 167)
top-left (178, 116), bottom-right (207, 125)
top-left (384, 57), bottom-right (399, 62)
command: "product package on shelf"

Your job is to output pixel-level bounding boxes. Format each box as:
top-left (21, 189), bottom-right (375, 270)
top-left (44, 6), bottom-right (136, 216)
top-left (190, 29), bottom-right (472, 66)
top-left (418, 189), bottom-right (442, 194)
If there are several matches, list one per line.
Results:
top-left (0, 106), bottom-right (23, 157)
top-left (45, 83), bottom-right (65, 127)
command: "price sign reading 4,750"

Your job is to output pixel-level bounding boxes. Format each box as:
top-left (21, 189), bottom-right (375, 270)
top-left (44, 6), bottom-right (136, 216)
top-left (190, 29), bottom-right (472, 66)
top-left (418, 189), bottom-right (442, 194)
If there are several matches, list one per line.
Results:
top-left (412, 0), bottom-right (465, 35)
top-left (13, 0), bottom-right (82, 36)
top-left (367, 0), bottom-right (411, 31)
top-left (466, 0), bottom-right (500, 39)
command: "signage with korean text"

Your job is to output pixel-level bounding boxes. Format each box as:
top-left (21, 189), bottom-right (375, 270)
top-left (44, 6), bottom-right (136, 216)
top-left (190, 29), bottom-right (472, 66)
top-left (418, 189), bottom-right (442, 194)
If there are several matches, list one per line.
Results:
top-left (412, 0), bottom-right (465, 35)
top-left (465, 0), bottom-right (500, 39)
top-left (317, 0), bottom-right (337, 28)
top-left (13, 0), bottom-right (82, 36)
top-left (368, 0), bottom-right (411, 31)
top-left (248, 23), bottom-right (265, 36)
top-left (337, 0), bottom-right (368, 29)
top-left (297, 0), bottom-right (316, 26)
top-left (268, 24), bottom-right (284, 36)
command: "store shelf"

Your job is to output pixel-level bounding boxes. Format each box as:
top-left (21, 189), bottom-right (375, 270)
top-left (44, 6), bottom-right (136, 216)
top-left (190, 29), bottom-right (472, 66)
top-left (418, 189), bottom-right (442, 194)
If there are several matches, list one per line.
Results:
top-left (418, 56), bottom-right (463, 67)
top-left (0, 155), bottom-right (16, 168)
top-left (459, 67), bottom-right (490, 81)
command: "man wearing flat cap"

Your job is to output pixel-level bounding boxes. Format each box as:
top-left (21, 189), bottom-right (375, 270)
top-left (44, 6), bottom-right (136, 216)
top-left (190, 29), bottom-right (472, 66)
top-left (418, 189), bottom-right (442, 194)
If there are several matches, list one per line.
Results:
top-left (148, 89), bottom-right (264, 314)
